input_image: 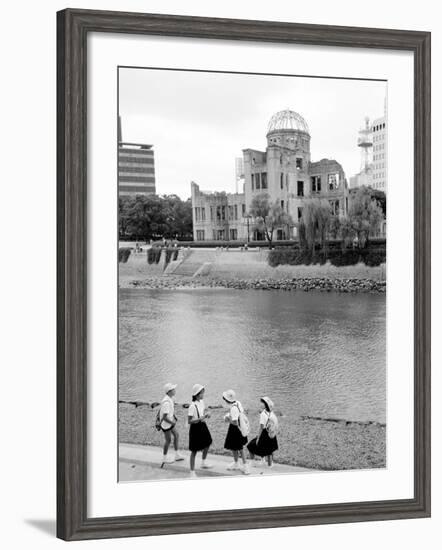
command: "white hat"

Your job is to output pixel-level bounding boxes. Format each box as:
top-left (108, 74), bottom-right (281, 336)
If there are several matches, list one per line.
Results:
top-left (222, 389), bottom-right (236, 403)
top-left (164, 382), bottom-right (177, 394)
top-left (192, 383), bottom-right (205, 397)
top-left (261, 396), bottom-right (274, 411)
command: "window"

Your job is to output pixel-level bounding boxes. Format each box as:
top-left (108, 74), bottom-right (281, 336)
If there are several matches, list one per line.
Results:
top-left (251, 174), bottom-right (255, 190)
top-left (255, 173), bottom-right (261, 190)
top-left (210, 206), bottom-right (214, 221)
top-left (297, 207), bottom-right (303, 221)
top-left (281, 200), bottom-right (284, 210)
top-left (329, 200), bottom-right (340, 216)
top-left (201, 207), bottom-right (205, 221)
top-left (328, 173), bottom-right (339, 190)
top-left (296, 158), bottom-right (303, 170)
top-left (228, 205), bottom-right (234, 220)
top-left (261, 172), bottom-right (267, 189)
top-left (242, 204), bottom-right (246, 216)
top-left (229, 229), bottom-right (238, 241)
top-left (234, 205), bottom-right (238, 220)
top-left (194, 207), bottom-right (200, 221)
top-left (216, 206), bottom-right (221, 221)
top-left (311, 176), bottom-right (321, 193)
top-left (215, 229), bottom-right (225, 240)
top-left (221, 206), bottom-right (226, 220)
top-left (345, 197), bottom-right (348, 214)
top-left (297, 181), bottom-right (304, 197)
top-left (280, 173), bottom-right (284, 189)
top-left (196, 230), bottom-right (205, 241)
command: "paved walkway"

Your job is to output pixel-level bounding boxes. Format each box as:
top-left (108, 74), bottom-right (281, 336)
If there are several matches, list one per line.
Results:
top-left (119, 443), bottom-right (311, 482)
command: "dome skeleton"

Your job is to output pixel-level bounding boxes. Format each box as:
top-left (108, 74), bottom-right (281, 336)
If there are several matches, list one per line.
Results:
top-left (267, 109), bottom-right (310, 135)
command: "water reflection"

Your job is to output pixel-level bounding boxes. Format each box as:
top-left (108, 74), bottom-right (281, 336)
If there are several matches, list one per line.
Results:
top-left (119, 289), bottom-right (386, 423)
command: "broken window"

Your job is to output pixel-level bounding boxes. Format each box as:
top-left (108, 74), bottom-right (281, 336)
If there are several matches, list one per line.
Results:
top-left (297, 181), bottom-right (304, 197)
top-left (311, 176), bottom-right (321, 192)
top-left (261, 172), bottom-right (267, 189)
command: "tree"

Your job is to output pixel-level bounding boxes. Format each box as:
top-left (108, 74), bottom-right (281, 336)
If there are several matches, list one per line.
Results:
top-left (125, 195), bottom-right (169, 241)
top-left (118, 194), bottom-right (193, 242)
top-left (119, 196), bottom-right (132, 238)
top-left (299, 199), bottom-right (332, 253)
top-left (249, 193), bottom-right (293, 245)
top-left (162, 195), bottom-right (193, 239)
top-left (347, 186), bottom-right (384, 247)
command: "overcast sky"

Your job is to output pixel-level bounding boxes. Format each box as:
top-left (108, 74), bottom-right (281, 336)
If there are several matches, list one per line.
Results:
top-left (119, 67), bottom-right (386, 200)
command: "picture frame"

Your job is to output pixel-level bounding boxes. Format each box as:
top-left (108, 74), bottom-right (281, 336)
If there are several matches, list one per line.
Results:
top-left (57, 8), bottom-right (431, 541)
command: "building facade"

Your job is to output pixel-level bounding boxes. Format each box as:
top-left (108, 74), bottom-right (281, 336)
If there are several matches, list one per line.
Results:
top-left (192, 109), bottom-right (349, 242)
top-left (118, 142), bottom-right (156, 196)
top-left (371, 116), bottom-right (387, 191)
top-left (191, 184), bottom-right (247, 242)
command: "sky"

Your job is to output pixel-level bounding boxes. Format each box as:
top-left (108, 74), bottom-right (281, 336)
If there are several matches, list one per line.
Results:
top-left (119, 67), bottom-right (387, 200)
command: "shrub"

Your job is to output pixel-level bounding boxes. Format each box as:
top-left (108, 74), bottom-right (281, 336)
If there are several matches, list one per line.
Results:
top-left (362, 250), bottom-right (386, 267)
top-left (118, 247), bottom-right (131, 263)
top-left (328, 250), bottom-right (360, 266)
top-left (147, 247), bottom-right (162, 264)
top-left (154, 248), bottom-right (162, 264)
top-left (165, 248), bottom-right (174, 265)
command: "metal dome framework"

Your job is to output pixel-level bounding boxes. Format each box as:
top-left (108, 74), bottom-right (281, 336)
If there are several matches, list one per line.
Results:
top-left (267, 109), bottom-right (310, 135)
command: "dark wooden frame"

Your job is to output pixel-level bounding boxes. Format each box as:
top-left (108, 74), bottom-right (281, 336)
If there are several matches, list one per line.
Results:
top-left (57, 8), bottom-right (431, 541)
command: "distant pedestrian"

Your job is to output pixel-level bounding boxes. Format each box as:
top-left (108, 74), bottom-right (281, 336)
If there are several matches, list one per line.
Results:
top-left (247, 396), bottom-right (279, 468)
top-left (188, 384), bottom-right (213, 478)
top-left (159, 383), bottom-right (184, 466)
top-left (222, 389), bottom-right (250, 475)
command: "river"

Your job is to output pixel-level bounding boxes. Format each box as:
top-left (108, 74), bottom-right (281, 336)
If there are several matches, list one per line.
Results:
top-left (119, 288), bottom-right (386, 423)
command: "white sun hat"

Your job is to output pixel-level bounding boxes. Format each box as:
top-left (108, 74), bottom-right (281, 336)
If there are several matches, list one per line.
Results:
top-left (222, 389), bottom-right (236, 403)
top-left (192, 383), bottom-right (205, 397)
top-left (261, 396), bottom-right (274, 411)
top-left (164, 382), bottom-right (177, 394)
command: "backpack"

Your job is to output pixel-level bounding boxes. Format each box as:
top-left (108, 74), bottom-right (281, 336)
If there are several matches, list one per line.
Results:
top-left (154, 408), bottom-right (162, 431)
top-left (234, 403), bottom-right (250, 437)
top-left (265, 412), bottom-right (279, 439)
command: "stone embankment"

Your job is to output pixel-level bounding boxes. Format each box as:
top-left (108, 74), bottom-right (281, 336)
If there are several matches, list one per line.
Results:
top-left (127, 275), bottom-right (386, 293)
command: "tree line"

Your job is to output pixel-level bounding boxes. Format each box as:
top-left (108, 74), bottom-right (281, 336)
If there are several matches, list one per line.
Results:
top-left (119, 186), bottom-right (385, 247)
top-left (250, 186), bottom-right (385, 248)
top-left (119, 194), bottom-right (193, 241)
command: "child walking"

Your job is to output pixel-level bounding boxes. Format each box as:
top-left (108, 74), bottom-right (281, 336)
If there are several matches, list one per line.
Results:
top-left (159, 382), bottom-right (184, 466)
top-left (188, 384), bottom-right (213, 478)
top-left (247, 396), bottom-right (279, 468)
top-left (222, 389), bottom-right (250, 475)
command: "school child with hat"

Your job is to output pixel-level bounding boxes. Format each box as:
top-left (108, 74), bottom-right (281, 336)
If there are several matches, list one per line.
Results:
top-left (187, 384), bottom-right (213, 478)
top-left (159, 382), bottom-right (184, 466)
top-left (247, 396), bottom-right (279, 468)
top-left (222, 389), bottom-right (250, 475)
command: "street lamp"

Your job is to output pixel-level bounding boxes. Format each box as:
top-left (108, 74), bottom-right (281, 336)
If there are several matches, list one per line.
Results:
top-left (244, 213), bottom-right (252, 243)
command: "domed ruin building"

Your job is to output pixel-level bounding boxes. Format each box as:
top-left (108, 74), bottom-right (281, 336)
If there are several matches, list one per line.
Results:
top-left (191, 109), bottom-right (349, 242)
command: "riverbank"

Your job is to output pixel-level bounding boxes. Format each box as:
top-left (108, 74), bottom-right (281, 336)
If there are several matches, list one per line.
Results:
top-left (124, 275), bottom-right (385, 292)
top-left (119, 248), bottom-right (386, 292)
top-left (119, 402), bottom-right (386, 471)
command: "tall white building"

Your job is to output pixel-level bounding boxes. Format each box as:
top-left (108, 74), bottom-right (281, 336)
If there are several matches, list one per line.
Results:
top-left (371, 116), bottom-right (387, 191)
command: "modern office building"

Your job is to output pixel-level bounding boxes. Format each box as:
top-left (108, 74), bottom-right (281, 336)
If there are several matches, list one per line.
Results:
top-left (117, 117), bottom-right (156, 196)
top-left (371, 116), bottom-right (387, 191)
top-left (191, 109), bottom-right (349, 242)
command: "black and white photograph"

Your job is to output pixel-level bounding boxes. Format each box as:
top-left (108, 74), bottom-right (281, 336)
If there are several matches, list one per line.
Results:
top-left (118, 67), bottom-right (388, 482)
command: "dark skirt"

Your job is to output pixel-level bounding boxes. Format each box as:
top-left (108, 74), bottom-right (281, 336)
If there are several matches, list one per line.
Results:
top-left (247, 430), bottom-right (278, 457)
top-left (189, 421), bottom-right (213, 452)
top-left (224, 424), bottom-right (248, 451)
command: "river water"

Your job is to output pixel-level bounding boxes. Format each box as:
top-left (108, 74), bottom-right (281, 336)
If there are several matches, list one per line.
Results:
top-left (119, 288), bottom-right (386, 423)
